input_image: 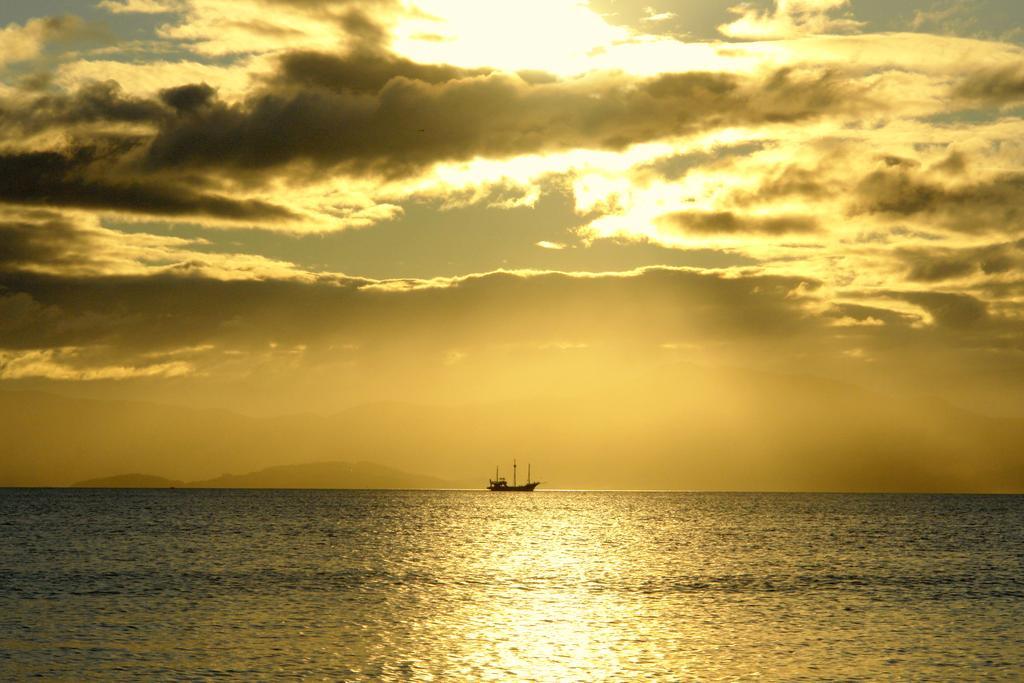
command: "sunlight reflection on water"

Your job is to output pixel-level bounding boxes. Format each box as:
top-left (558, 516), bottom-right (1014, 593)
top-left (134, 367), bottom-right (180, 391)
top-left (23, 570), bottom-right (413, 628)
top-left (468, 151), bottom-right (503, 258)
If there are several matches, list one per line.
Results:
top-left (1, 489), bottom-right (1023, 680)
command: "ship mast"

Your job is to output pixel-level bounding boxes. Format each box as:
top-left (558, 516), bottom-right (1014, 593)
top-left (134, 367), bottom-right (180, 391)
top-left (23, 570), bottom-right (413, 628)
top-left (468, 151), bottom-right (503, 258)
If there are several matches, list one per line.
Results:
top-left (528, 463), bottom-right (531, 484)
top-left (513, 459), bottom-right (517, 487)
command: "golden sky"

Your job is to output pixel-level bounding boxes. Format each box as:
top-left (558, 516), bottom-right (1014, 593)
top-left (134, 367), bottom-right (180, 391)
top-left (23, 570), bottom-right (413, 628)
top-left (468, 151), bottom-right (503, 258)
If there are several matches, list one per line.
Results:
top-left (1, 0), bottom-right (1024, 488)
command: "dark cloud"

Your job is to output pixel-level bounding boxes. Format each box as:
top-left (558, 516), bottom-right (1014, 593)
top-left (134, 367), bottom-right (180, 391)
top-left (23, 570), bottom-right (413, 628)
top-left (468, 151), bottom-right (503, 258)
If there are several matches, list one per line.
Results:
top-left (2, 260), bottom-right (1019, 398)
top-left (276, 50), bottom-right (489, 94)
top-left (0, 292), bottom-right (70, 351)
top-left (953, 65), bottom-right (1024, 105)
top-left (0, 84), bottom-right (287, 223)
top-left (659, 210), bottom-right (819, 235)
top-left (159, 83), bottom-right (217, 114)
top-left (17, 71), bottom-right (55, 92)
top-left (0, 267), bottom-right (819, 354)
top-left (899, 242), bottom-right (1023, 283)
top-left (891, 291), bottom-right (988, 329)
top-left (733, 163), bottom-right (833, 205)
top-left (0, 147), bottom-right (295, 220)
top-left (2, 252), bottom-right (1022, 427)
top-left (979, 242), bottom-right (1023, 274)
top-left (142, 65), bottom-right (872, 176)
top-left (854, 164), bottom-right (1024, 234)
top-left (856, 168), bottom-right (940, 215)
top-left (0, 217), bottom-right (90, 269)
top-left (0, 54), bottom-right (875, 225)
top-left (931, 151), bottom-right (967, 176)
top-left (725, 150), bottom-right (1024, 241)
top-left (904, 253), bottom-right (977, 282)
top-left (0, 81), bottom-right (165, 136)
top-left (336, 6), bottom-right (389, 47)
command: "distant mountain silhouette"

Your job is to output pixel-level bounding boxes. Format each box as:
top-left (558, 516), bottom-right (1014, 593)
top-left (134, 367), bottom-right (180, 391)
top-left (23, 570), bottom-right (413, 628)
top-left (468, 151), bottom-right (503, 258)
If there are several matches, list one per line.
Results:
top-left (190, 460), bottom-right (455, 489)
top-left (74, 473), bottom-right (185, 488)
top-left (72, 461), bottom-right (454, 490)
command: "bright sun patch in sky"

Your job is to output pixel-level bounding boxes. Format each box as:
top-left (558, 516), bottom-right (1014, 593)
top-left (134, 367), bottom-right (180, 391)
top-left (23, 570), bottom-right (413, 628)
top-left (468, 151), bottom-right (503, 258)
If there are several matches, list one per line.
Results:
top-left (392, 0), bottom-right (632, 74)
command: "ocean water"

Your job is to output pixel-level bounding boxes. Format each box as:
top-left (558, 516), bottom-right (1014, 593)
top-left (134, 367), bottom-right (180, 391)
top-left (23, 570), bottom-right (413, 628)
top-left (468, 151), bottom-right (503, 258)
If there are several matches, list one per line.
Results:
top-left (1, 490), bottom-right (1022, 680)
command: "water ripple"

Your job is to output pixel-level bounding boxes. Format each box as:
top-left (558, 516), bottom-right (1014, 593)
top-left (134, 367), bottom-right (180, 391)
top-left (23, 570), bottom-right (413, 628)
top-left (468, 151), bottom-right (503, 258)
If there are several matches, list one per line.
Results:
top-left (1, 489), bottom-right (1023, 680)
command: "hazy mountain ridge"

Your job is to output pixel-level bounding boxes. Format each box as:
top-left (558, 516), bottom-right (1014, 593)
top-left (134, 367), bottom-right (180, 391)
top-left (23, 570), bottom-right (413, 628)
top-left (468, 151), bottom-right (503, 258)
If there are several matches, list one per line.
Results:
top-left (73, 461), bottom-right (456, 490)
top-left (75, 473), bottom-right (187, 488)
top-left (3, 366), bottom-right (1024, 492)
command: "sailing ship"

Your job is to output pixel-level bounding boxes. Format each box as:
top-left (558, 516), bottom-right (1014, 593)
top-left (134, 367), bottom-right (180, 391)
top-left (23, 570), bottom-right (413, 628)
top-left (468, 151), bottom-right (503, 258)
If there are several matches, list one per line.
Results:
top-left (487, 459), bottom-right (539, 491)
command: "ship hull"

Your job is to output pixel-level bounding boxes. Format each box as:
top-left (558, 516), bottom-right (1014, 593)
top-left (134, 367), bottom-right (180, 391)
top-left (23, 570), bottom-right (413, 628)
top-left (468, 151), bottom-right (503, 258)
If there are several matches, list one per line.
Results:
top-left (487, 482), bottom-right (539, 492)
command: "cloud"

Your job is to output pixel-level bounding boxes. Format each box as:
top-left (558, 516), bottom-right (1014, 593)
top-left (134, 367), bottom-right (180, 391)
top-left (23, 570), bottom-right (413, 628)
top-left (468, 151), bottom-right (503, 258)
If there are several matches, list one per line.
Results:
top-left (274, 48), bottom-right (488, 94)
top-left (158, 0), bottom-right (400, 57)
top-left (731, 161), bottom-right (834, 205)
top-left (0, 215), bottom-right (98, 270)
top-left (0, 147), bottom-right (296, 222)
top-left (899, 242), bottom-right (1024, 283)
top-left (953, 64), bottom-right (1024, 106)
top-left (0, 211), bottom-right (320, 279)
top-left (160, 83), bottom-right (217, 112)
top-left (0, 266), bottom-right (819, 356)
top-left (99, 0), bottom-right (185, 13)
top-left (143, 64), bottom-right (874, 177)
top-left (701, 141), bottom-right (1024, 248)
top-left (4, 26), bottom-right (1009, 240)
top-left (659, 210), bottom-right (819, 235)
top-left (853, 163), bottom-right (1024, 235)
top-left (890, 290), bottom-right (989, 329)
top-left (826, 302), bottom-right (916, 328)
top-left (4, 55), bottom-right (879, 233)
top-left (0, 261), bottom-right (1018, 427)
top-left (0, 1), bottom-right (1020, 382)
top-left (640, 8), bottom-right (676, 24)
top-left (0, 243), bottom-right (1020, 419)
top-left (0, 80), bottom-right (165, 138)
top-left (0, 16), bottom-right (111, 70)
top-left (54, 58), bottom-right (267, 101)
top-left (719, 0), bottom-right (863, 40)
top-left (0, 348), bottom-right (193, 380)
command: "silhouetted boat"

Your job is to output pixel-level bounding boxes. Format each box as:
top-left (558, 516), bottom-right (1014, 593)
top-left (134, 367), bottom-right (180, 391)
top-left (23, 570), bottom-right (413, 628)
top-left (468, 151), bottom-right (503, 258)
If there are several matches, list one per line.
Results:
top-left (488, 460), bottom-right (539, 491)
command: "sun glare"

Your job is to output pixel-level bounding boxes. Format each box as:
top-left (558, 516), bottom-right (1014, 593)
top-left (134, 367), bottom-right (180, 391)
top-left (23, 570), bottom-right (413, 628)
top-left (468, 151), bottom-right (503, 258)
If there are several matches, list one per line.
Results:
top-left (392, 0), bottom-right (629, 75)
